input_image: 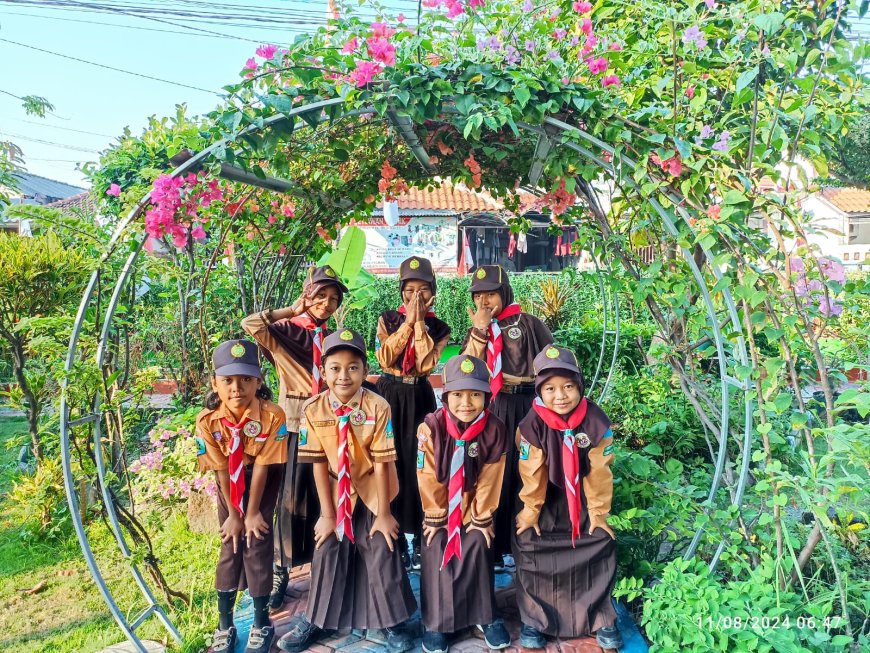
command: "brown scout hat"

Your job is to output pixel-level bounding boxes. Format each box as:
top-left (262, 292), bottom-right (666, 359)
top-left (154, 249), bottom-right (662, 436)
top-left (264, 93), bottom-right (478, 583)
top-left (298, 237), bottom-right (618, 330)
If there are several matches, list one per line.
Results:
top-left (399, 256), bottom-right (437, 294)
top-left (469, 264), bottom-right (506, 293)
top-left (305, 265), bottom-right (349, 295)
top-left (442, 354), bottom-right (491, 395)
top-left (322, 327), bottom-right (367, 360)
top-left (533, 345), bottom-right (584, 394)
top-left (213, 339), bottom-right (262, 379)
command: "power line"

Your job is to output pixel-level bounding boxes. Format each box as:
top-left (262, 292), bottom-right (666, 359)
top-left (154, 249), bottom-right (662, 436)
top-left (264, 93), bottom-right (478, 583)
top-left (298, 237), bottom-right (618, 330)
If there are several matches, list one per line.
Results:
top-left (0, 131), bottom-right (100, 153)
top-left (0, 37), bottom-right (219, 94)
top-left (13, 118), bottom-right (115, 138)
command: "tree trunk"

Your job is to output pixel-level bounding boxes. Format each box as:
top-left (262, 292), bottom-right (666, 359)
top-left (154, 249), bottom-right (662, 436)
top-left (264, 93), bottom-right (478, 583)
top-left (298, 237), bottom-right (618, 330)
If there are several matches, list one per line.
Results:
top-left (10, 338), bottom-right (41, 460)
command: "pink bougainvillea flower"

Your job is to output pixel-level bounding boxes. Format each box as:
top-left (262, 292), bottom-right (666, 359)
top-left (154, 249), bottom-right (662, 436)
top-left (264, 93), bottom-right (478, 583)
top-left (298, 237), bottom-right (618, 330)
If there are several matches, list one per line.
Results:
top-left (819, 257), bottom-right (846, 283)
top-left (573, 1), bottom-right (593, 13)
top-left (581, 18), bottom-right (593, 35)
top-left (191, 224), bottom-right (206, 241)
top-left (601, 74), bottom-right (621, 87)
top-left (685, 85), bottom-right (695, 98)
top-left (588, 56), bottom-right (608, 74)
top-left (267, 215), bottom-right (277, 225)
top-left (255, 44), bottom-right (278, 59)
top-left (553, 28), bottom-right (567, 40)
top-left (349, 60), bottom-right (383, 87)
top-left (682, 26), bottom-right (708, 49)
top-left (244, 57), bottom-right (257, 71)
top-left (469, 0), bottom-right (485, 8)
top-left (609, 41), bottom-right (623, 51)
top-left (704, 0), bottom-right (716, 8)
top-left (106, 183), bottom-right (121, 197)
top-left (341, 36), bottom-right (359, 54)
top-left (707, 205), bottom-right (721, 220)
top-left (397, 13), bottom-right (406, 22)
top-left (370, 22), bottom-right (397, 39)
top-left (367, 37), bottom-right (396, 66)
top-left (423, 0), bottom-right (439, 7)
top-left (446, 0), bottom-right (465, 18)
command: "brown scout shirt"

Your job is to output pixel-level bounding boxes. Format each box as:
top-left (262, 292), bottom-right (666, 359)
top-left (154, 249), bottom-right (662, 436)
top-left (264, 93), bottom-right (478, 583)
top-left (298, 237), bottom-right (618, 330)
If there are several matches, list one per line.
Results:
top-left (242, 310), bottom-right (321, 432)
top-left (297, 388), bottom-right (399, 516)
top-left (375, 314), bottom-right (450, 377)
top-left (461, 313), bottom-right (554, 385)
top-left (515, 427), bottom-right (615, 527)
top-left (416, 416), bottom-right (506, 529)
top-left (195, 398), bottom-right (288, 472)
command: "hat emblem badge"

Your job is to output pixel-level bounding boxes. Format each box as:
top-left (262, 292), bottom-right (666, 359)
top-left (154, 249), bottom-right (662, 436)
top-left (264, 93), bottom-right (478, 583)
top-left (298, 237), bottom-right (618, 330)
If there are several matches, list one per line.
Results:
top-left (460, 359), bottom-right (475, 374)
top-left (545, 347), bottom-right (560, 359)
top-left (325, 267), bottom-right (336, 277)
top-left (409, 258), bottom-right (420, 270)
top-left (339, 330), bottom-right (354, 341)
top-left (476, 268), bottom-right (486, 279)
top-left (230, 343), bottom-right (246, 358)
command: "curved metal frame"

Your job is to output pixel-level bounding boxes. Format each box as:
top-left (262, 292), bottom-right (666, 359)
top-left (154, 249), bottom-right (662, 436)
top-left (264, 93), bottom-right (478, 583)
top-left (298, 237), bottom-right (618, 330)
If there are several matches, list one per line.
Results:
top-left (61, 96), bottom-right (752, 649)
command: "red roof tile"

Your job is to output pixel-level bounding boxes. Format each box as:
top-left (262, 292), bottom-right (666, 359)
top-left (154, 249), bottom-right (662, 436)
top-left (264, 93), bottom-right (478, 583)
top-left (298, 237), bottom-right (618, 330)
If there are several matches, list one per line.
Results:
top-left (821, 187), bottom-right (870, 214)
top-left (44, 191), bottom-right (96, 214)
top-left (379, 181), bottom-right (503, 212)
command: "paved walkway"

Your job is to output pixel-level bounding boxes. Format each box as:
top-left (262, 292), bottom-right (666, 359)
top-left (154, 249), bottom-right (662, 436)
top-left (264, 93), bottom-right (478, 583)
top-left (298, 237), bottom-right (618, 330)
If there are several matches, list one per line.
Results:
top-left (230, 564), bottom-right (647, 653)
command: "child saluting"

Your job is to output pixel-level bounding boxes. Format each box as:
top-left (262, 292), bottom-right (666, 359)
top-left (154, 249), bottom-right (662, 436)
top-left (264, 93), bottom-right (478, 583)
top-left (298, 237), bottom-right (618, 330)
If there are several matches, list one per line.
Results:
top-left (195, 339), bottom-right (288, 653)
top-left (278, 329), bottom-right (416, 653)
top-left (513, 345), bottom-right (622, 651)
top-left (415, 354), bottom-right (511, 652)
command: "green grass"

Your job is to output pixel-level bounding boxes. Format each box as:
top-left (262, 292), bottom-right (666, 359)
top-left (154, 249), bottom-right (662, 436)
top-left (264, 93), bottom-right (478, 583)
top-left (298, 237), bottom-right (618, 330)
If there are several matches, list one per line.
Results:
top-left (0, 416), bottom-right (219, 652)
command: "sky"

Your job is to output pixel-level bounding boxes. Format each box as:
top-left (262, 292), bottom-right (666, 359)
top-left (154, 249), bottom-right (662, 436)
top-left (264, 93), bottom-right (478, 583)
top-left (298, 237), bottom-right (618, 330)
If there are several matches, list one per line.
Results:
top-left (0, 0), bottom-right (420, 188)
top-left (0, 1), bottom-right (867, 190)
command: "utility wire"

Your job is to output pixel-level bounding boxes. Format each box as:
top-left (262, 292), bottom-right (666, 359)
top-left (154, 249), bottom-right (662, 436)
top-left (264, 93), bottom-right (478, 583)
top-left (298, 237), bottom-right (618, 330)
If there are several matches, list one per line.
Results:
top-left (0, 37), bottom-right (218, 94)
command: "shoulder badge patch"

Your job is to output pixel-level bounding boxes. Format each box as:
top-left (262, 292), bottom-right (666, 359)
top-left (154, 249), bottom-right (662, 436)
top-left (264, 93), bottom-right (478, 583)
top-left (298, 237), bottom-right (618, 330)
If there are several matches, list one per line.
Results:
top-left (416, 449), bottom-right (425, 470)
top-left (603, 442), bottom-right (615, 457)
top-left (196, 436), bottom-right (206, 456)
top-left (298, 427), bottom-right (308, 446)
top-left (275, 423), bottom-right (288, 442)
top-left (386, 418), bottom-right (394, 439)
top-left (519, 438), bottom-right (530, 460)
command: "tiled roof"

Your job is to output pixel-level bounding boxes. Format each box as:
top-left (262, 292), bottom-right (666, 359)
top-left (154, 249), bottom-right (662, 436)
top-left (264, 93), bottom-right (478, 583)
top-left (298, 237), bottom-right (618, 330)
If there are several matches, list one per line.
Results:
top-left (45, 191), bottom-right (96, 214)
top-left (11, 173), bottom-right (85, 203)
top-left (378, 181), bottom-right (503, 212)
top-left (821, 187), bottom-right (870, 214)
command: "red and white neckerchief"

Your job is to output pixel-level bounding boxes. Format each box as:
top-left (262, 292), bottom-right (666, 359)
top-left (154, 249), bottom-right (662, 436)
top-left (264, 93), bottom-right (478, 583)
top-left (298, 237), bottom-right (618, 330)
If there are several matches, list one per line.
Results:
top-left (220, 415), bottom-right (250, 517)
top-left (484, 303), bottom-right (522, 398)
top-left (441, 409), bottom-right (489, 568)
top-left (397, 304), bottom-right (436, 376)
top-left (291, 313), bottom-right (324, 395)
top-left (334, 405), bottom-right (354, 542)
top-left (531, 397), bottom-right (588, 546)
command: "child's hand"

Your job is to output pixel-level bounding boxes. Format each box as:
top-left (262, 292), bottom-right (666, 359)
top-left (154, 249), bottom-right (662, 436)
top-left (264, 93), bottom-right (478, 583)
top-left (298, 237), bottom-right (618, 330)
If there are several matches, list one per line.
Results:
top-left (220, 511), bottom-right (244, 553)
top-left (467, 522), bottom-right (495, 548)
top-left (369, 513), bottom-right (400, 551)
top-left (467, 305), bottom-right (493, 331)
top-left (244, 512), bottom-right (270, 547)
top-left (589, 515), bottom-right (616, 540)
top-left (291, 287), bottom-right (318, 315)
top-left (414, 291), bottom-right (429, 321)
top-left (314, 515), bottom-right (336, 549)
top-left (516, 512), bottom-right (541, 537)
top-left (403, 293), bottom-right (419, 324)
top-left (422, 523), bottom-right (445, 546)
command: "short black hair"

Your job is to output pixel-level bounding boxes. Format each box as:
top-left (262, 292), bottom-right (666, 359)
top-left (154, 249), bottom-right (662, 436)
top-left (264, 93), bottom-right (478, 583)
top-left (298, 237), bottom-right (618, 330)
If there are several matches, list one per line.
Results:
top-left (204, 381), bottom-right (273, 410)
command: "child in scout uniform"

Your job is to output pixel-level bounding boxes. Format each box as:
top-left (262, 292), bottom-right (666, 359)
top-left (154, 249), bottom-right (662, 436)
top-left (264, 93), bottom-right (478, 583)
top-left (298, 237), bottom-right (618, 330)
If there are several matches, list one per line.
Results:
top-left (460, 264), bottom-right (553, 566)
top-left (513, 345), bottom-right (622, 651)
top-left (277, 329), bottom-right (417, 653)
top-left (242, 264), bottom-right (348, 609)
top-left (415, 354), bottom-right (511, 653)
top-left (375, 256), bottom-right (451, 569)
top-left (195, 339), bottom-right (288, 653)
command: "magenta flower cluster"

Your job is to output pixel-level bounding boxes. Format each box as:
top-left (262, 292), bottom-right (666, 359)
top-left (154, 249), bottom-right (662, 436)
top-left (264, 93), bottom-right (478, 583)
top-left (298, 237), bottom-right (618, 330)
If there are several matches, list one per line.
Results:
top-left (144, 173), bottom-right (223, 249)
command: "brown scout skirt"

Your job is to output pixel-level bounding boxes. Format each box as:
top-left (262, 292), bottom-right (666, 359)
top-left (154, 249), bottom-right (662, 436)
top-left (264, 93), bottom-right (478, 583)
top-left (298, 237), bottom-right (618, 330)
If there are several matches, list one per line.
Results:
top-left (306, 500), bottom-right (417, 630)
top-left (375, 375), bottom-right (436, 540)
top-left (215, 464), bottom-right (283, 597)
top-left (420, 526), bottom-right (497, 633)
top-left (512, 483), bottom-right (617, 637)
top-left (273, 426), bottom-right (319, 568)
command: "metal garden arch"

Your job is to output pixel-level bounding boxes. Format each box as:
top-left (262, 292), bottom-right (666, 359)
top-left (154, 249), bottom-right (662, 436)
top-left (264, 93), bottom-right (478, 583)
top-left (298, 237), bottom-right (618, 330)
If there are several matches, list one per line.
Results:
top-left (60, 96), bottom-right (751, 651)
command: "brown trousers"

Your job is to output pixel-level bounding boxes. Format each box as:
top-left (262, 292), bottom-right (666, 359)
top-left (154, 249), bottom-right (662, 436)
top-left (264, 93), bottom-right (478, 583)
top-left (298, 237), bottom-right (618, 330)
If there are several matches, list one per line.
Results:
top-left (215, 464), bottom-right (283, 597)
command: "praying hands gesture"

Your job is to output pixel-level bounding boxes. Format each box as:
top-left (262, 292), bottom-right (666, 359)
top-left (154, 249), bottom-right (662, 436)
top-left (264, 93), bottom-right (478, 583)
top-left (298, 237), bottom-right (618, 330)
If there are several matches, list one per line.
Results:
top-left (403, 290), bottom-right (433, 325)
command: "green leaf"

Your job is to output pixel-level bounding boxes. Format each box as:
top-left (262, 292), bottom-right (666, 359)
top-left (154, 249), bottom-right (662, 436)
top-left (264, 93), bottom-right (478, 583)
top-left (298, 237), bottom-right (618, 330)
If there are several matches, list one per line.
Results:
top-left (753, 12), bottom-right (785, 35)
top-left (736, 66), bottom-right (759, 95)
top-left (514, 85), bottom-right (531, 108)
top-left (326, 226), bottom-right (367, 281)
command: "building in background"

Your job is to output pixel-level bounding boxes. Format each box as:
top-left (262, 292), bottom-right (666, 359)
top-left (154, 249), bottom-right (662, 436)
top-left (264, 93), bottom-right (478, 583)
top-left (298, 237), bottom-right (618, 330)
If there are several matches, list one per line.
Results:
top-left (802, 187), bottom-right (870, 269)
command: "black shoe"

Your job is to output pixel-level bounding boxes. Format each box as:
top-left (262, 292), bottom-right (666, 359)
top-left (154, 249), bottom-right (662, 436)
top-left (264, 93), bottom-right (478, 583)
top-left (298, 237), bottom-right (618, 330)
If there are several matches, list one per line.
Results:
top-left (385, 623), bottom-right (414, 652)
top-left (211, 626), bottom-right (237, 652)
top-left (519, 624), bottom-right (545, 649)
top-left (400, 542), bottom-right (411, 569)
top-left (478, 620), bottom-right (511, 649)
top-left (277, 614), bottom-right (321, 652)
top-left (493, 555), bottom-right (505, 573)
top-left (596, 625), bottom-right (623, 650)
top-left (268, 566), bottom-right (289, 610)
top-left (410, 543), bottom-right (422, 571)
top-left (245, 624), bottom-right (275, 652)
top-left (422, 630), bottom-right (449, 653)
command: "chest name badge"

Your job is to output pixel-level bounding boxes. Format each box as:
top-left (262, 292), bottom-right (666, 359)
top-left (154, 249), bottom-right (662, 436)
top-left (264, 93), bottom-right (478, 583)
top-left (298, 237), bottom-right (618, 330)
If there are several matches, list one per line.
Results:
top-left (575, 432), bottom-right (591, 448)
top-left (243, 421), bottom-right (262, 438)
top-left (312, 419), bottom-right (335, 427)
top-left (212, 430), bottom-right (222, 442)
top-left (507, 326), bottom-right (522, 340)
top-left (467, 441), bottom-right (479, 458)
